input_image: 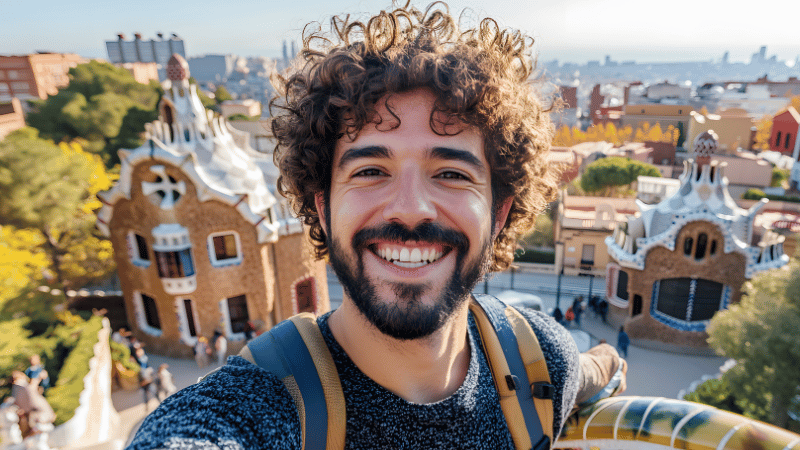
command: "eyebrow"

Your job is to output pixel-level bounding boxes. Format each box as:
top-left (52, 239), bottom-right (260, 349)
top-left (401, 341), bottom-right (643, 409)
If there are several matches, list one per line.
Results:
top-left (337, 146), bottom-right (391, 169)
top-left (430, 147), bottom-right (485, 173)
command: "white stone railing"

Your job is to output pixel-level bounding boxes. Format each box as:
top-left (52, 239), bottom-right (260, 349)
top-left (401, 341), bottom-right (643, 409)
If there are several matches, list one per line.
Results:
top-left (48, 318), bottom-right (119, 449)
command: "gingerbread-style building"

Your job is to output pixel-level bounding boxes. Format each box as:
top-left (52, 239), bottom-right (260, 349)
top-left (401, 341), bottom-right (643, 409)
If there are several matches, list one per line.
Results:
top-left (605, 131), bottom-right (788, 350)
top-left (96, 54), bottom-right (328, 357)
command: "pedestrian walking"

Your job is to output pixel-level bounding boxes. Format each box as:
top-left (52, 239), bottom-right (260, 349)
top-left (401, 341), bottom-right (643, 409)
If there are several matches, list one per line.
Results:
top-left (194, 337), bottom-right (212, 368)
top-left (599, 299), bottom-right (609, 323)
top-left (212, 330), bottom-right (228, 366)
top-left (617, 327), bottom-right (630, 358)
top-left (572, 297), bottom-right (583, 328)
top-left (565, 306), bottom-right (575, 328)
top-left (140, 366), bottom-right (158, 410)
top-left (24, 355), bottom-right (50, 394)
top-left (134, 347), bottom-right (149, 369)
top-left (552, 306), bottom-right (564, 325)
top-left (155, 364), bottom-right (177, 401)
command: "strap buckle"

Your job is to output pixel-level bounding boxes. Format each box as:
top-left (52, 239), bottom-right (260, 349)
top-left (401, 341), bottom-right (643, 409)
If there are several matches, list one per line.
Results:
top-left (532, 382), bottom-right (554, 400)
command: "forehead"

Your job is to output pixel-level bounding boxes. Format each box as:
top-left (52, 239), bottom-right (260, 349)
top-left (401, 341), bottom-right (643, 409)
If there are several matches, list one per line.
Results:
top-left (334, 89), bottom-right (485, 163)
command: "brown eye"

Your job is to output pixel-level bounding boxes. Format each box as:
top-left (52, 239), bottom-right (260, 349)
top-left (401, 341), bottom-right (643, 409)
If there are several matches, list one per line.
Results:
top-left (436, 171), bottom-right (469, 180)
top-left (354, 168), bottom-right (385, 177)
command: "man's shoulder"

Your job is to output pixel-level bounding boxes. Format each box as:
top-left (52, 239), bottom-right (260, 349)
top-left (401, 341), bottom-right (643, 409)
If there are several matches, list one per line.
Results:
top-left (127, 356), bottom-right (301, 450)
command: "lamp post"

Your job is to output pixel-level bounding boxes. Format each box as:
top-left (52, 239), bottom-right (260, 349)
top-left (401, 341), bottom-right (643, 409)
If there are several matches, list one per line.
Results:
top-left (554, 241), bottom-right (564, 311)
top-left (555, 267), bottom-right (564, 311)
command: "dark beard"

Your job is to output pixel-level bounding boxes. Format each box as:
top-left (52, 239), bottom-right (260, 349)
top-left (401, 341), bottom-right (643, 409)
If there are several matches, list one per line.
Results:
top-left (327, 221), bottom-right (492, 340)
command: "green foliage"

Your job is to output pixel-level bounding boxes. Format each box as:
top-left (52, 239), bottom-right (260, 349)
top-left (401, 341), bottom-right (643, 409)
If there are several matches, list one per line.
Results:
top-left (707, 258), bottom-right (800, 428)
top-left (772, 167), bottom-right (791, 188)
top-left (227, 113), bottom-right (260, 121)
top-left (0, 131), bottom-right (93, 231)
top-left (742, 188), bottom-right (800, 203)
top-left (0, 133), bottom-right (116, 288)
top-left (214, 85), bottom-right (232, 103)
top-left (25, 60), bottom-right (160, 167)
top-left (109, 339), bottom-right (140, 374)
top-left (0, 226), bottom-right (48, 308)
top-left (45, 315), bottom-right (103, 426)
top-left (0, 312), bottom-right (102, 426)
top-left (196, 87), bottom-right (216, 111)
top-left (519, 215), bottom-right (554, 249)
top-left (683, 374), bottom-right (772, 421)
top-left (580, 157), bottom-right (661, 197)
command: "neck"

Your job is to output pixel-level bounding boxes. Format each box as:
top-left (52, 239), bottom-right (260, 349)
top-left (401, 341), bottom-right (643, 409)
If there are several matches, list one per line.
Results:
top-left (329, 297), bottom-right (471, 404)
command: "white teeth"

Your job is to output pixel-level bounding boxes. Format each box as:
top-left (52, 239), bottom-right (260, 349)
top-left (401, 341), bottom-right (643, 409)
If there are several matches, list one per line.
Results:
top-left (376, 246), bottom-right (444, 265)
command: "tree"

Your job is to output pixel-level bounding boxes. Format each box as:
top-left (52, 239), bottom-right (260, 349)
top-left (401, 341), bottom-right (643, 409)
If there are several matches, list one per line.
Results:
top-left (25, 60), bottom-right (160, 167)
top-left (580, 156), bottom-right (661, 197)
top-left (753, 116), bottom-right (773, 150)
top-left (519, 214), bottom-right (554, 249)
top-left (0, 129), bottom-right (116, 289)
top-left (214, 85), bottom-right (233, 103)
top-left (0, 226), bottom-right (48, 308)
top-left (707, 258), bottom-right (800, 429)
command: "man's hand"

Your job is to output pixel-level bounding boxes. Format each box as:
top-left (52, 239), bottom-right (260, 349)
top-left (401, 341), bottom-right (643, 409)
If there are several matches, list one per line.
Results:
top-left (572, 343), bottom-right (627, 414)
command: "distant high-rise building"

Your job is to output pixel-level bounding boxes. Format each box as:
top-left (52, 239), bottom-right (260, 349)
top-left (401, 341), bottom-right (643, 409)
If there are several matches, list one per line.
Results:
top-left (187, 54), bottom-right (237, 83)
top-left (106, 33), bottom-right (185, 65)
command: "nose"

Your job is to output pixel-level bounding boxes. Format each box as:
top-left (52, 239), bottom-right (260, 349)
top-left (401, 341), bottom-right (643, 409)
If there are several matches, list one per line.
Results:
top-left (382, 169), bottom-right (437, 228)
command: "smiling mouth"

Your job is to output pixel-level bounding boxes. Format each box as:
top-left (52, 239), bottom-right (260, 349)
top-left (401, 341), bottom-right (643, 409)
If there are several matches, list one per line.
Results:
top-left (370, 243), bottom-right (450, 269)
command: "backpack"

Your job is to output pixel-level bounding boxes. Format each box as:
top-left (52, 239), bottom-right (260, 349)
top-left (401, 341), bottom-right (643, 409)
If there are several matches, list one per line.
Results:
top-left (238, 294), bottom-right (554, 450)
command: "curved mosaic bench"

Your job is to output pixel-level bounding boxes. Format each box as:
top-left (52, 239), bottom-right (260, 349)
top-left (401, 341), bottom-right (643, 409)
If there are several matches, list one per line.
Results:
top-left (556, 396), bottom-right (800, 450)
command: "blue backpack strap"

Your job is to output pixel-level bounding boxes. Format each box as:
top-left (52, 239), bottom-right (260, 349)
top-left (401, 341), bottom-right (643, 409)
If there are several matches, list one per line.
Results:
top-left (246, 318), bottom-right (328, 450)
top-left (472, 294), bottom-right (549, 450)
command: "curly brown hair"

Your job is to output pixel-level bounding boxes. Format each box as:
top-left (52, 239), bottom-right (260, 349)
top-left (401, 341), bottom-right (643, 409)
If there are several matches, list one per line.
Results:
top-left (272, 1), bottom-right (559, 271)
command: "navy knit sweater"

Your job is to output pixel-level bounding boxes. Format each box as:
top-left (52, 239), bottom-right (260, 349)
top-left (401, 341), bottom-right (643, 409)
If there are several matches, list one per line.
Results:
top-left (127, 307), bottom-right (579, 449)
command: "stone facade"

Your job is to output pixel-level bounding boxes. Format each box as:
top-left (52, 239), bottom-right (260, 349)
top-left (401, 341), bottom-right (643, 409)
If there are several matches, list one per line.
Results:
top-left (606, 130), bottom-right (788, 350)
top-left (98, 54), bottom-right (328, 358)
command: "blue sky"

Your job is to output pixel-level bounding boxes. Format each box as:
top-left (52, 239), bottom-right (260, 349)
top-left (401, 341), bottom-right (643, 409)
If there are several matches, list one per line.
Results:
top-left (4, 0), bottom-right (800, 65)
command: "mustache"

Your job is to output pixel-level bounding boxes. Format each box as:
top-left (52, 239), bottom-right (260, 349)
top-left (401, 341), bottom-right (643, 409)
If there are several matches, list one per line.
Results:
top-left (352, 222), bottom-right (469, 253)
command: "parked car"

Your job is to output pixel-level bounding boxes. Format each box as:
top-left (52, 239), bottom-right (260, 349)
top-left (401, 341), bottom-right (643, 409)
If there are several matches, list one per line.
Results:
top-left (494, 290), bottom-right (543, 311)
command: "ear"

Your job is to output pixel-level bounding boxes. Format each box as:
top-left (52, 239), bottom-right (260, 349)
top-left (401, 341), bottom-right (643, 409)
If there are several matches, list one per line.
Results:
top-left (314, 192), bottom-right (327, 237)
top-left (493, 197), bottom-right (514, 239)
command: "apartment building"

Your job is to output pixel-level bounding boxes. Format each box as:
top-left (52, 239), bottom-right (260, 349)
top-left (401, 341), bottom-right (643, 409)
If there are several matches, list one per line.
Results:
top-left (0, 53), bottom-right (86, 102)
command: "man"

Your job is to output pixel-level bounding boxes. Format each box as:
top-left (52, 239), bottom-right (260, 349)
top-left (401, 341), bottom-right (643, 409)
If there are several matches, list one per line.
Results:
top-left (128, 3), bottom-right (622, 449)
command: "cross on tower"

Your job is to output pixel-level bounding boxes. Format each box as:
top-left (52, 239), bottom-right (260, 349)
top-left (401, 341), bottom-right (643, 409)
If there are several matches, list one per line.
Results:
top-left (142, 165), bottom-right (186, 209)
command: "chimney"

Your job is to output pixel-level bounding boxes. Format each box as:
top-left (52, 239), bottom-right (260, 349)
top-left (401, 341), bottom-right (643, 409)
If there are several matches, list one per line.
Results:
top-left (134, 33), bottom-right (142, 40)
top-left (118, 33), bottom-right (126, 40)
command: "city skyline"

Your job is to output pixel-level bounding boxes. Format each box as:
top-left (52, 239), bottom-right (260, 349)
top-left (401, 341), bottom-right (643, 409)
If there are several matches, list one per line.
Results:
top-left (4, 0), bottom-right (800, 66)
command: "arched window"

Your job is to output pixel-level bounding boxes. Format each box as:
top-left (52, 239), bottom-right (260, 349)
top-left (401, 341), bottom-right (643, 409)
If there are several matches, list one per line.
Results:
top-left (695, 233), bottom-right (708, 260)
top-left (616, 270), bottom-right (629, 301)
top-left (683, 237), bottom-right (693, 256)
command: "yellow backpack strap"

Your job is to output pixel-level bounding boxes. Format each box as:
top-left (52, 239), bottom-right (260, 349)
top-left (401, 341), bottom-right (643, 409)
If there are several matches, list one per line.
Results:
top-left (239, 313), bottom-right (346, 450)
top-left (470, 295), bottom-right (554, 450)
